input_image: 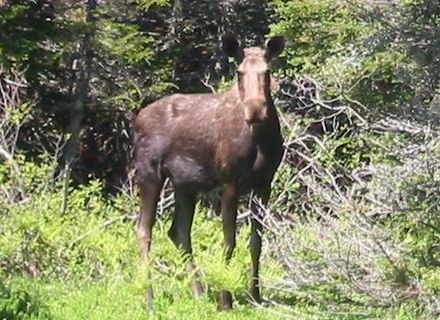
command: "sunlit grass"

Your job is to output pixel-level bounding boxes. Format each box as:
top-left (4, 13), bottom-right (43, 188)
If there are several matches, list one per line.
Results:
top-left (1, 207), bottom-right (430, 320)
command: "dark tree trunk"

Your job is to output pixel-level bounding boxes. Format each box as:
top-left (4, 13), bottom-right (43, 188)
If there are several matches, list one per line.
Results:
top-left (61, 0), bottom-right (96, 213)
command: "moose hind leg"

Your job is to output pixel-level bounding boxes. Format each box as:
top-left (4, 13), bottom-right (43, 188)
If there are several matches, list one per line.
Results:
top-left (135, 178), bottom-right (163, 306)
top-left (168, 189), bottom-right (203, 297)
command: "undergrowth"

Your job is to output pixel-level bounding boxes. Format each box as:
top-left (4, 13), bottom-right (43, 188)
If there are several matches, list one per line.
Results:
top-left (0, 158), bottom-right (437, 319)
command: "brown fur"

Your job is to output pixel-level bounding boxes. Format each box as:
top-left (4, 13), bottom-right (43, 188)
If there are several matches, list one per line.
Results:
top-left (134, 34), bottom-right (285, 309)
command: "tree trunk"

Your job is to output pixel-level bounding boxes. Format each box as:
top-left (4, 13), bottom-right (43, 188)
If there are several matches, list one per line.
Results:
top-left (61, 0), bottom-right (96, 213)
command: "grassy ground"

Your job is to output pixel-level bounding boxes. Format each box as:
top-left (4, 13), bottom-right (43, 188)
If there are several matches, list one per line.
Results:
top-left (0, 192), bottom-right (433, 319)
top-left (2, 275), bottom-right (430, 320)
top-left (1, 218), bottom-right (431, 320)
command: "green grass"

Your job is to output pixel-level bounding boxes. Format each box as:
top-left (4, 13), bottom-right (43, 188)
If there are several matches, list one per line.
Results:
top-left (42, 279), bottom-right (274, 320)
top-left (0, 180), bottom-right (435, 320)
top-left (1, 210), bottom-right (432, 320)
top-left (2, 275), bottom-right (430, 320)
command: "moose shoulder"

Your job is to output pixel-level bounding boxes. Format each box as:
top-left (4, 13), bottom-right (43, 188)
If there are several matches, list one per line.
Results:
top-left (134, 34), bottom-right (285, 309)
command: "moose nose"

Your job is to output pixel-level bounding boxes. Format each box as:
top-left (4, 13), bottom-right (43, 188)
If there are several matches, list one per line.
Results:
top-left (244, 99), bottom-right (268, 125)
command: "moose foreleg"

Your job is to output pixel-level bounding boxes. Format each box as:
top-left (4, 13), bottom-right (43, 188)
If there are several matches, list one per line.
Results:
top-left (249, 185), bottom-right (271, 304)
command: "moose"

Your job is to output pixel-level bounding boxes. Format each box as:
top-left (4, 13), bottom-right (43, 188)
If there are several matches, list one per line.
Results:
top-left (134, 33), bottom-right (285, 309)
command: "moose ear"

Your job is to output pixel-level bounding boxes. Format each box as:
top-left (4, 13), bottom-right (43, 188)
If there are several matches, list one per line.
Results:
top-left (265, 36), bottom-right (285, 60)
top-left (221, 33), bottom-right (242, 58)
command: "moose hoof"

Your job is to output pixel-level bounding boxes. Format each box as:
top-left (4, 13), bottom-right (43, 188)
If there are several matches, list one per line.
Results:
top-left (218, 291), bottom-right (233, 310)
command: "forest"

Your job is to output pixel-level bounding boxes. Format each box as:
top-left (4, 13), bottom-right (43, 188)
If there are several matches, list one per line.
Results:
top-left (0, 0), bottom-right (439, 319)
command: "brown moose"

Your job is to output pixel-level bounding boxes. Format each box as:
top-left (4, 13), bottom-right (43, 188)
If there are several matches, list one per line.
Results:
top-left (134, 33), bottom-right (285, 309)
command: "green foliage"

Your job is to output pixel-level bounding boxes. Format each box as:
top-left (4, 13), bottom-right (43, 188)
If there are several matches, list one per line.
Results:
top-left (132, 0), bottom-right (170, 11)
top-left (0, 157), bottom-right (138, 279)
top-left (351, 51), bottom-right (410, 104)
top-left (0, 156), bottom-right (283, 318)
top-left (319, 130), bottom-right (370, 170)
top-left (0, 278), bottom-right (50, 320)
top-left (388, 171), bottom-right (440, 268)
top-left (2, 0), bottom-right (440, 318)
top-left (0, 3), bottom-right (41, 65)
top-left (269, 0), bottom-right (422, 110)
top-left (97, 19), bottom-right (153, 64)
top-left (270, 0), bottom-right (370, 75)
top-left (1, 151), bottom-right (438, 318)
